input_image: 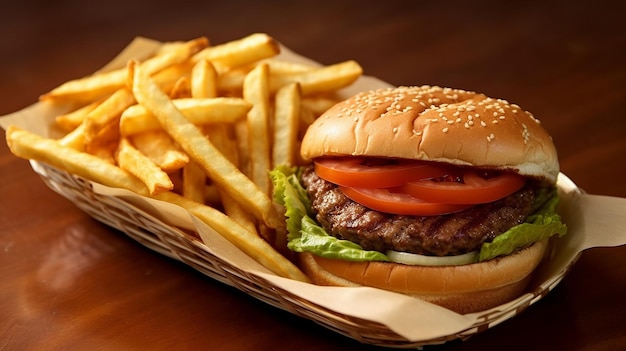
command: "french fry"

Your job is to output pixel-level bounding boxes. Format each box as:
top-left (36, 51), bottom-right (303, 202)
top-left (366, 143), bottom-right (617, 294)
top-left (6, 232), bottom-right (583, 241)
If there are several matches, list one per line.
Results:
top-left (40, 37), bottom-right (208, 104)
top-left (258, 59), bottom-right (314, 75)
top-left (82, 87), bottom-right (136, 145)
top-left (116, 138), bottom-right (174, 195)
top-left (129, 59), bottom-right (280, 228)
top-left (272, 82), bottom-right (301, 167)
top-left (153, 191), bottom-right (309, 282)
top-left (243, 63), bottom-right (272, 196)
top-left (141, 37), bottom-right (208, 78)
top-left (191, 59), bottom-right (218, 98)
top-left (119, 98), bottom-right (251, 136)
top-left (58, 123), bottom-right (87, 151)
top-left (270, 60), bottom-right (362, 96)
top-left (152, 62), bottom-right (193, 94)
top-left (130, 130), bottom-right (189, 172)
top-left (40, 69), bottom-right (129, 105)
top-left (55, 98), bottom-right (103, 131)
top-left (206, 123), bottom-right (257, 235)
top-left (6, 126), bottom-right (149, 195)
top-left (191, 33), bottom-right (280, 70)
top-left (168, 76), bottom-right (192, 99)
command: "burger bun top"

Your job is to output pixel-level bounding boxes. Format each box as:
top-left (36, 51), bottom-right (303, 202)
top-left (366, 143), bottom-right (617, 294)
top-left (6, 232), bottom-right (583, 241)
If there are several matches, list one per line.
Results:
top-left (301, 86), bottom-right (559, 183)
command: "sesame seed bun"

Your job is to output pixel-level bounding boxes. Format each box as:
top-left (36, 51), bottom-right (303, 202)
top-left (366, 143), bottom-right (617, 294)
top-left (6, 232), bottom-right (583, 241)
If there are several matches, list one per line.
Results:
top-left (295, 86), bottom-right (561, 313)
top-left (301, 86), bottom-right (559, 183)
top-left (299, 239), bottom-right (549, 314)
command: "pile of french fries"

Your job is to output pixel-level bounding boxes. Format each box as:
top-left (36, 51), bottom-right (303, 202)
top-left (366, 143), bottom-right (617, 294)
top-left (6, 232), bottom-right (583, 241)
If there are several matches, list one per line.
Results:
top-left (5, 33), bottom-right (363, 282)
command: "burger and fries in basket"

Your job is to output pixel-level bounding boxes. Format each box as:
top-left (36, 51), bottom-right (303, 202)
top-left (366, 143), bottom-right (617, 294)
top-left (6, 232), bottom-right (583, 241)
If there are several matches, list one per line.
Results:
top-left (4, 33), bottom-right (624, 347)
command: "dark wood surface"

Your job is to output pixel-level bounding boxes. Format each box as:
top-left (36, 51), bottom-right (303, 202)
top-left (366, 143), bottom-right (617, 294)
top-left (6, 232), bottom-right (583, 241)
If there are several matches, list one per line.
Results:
top-left (1, 1), bottom-right (625, 350)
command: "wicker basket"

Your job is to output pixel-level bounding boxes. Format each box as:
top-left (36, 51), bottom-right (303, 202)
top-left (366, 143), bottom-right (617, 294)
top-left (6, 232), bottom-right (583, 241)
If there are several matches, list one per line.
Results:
top-left (31, 160), bottom-right (578, 348)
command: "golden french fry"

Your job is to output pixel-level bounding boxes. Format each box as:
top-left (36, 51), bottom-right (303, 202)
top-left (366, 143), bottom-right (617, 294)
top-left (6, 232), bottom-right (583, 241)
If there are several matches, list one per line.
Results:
top-left (5, 126), bottom-right (149, 195)
top-left (205, 123), bottom-right (257, 234)
top-left (216, 68), bottom-right (248, 94)
top-left (40, 37), bottom-right (208, 104)
top-left (116, 138), bottom-right (173, 195)
top-left (131, 130), bottom-right (189, 172)
top-left (191, 59), bottom-right (218, 98)
top-left (140, 37), bottom-right (208, 78)
top-left (191, 33), bottom-right (280, 70)
top-left (152, 62), bottom-right (193, 94)
top-left (88, 140), bottom-right (118, 164)
top-left (216, 59), bottom-right (312, 94)
top-left (169, 76), bottom-right (192, 99)
top-left (233, 120), bottom-right (250, 175)
top-left (119, 98), bottom-right (251, 136)
top-left (85, 117), bottom-right (121, 155)
top-left (153, 191), bottom-right (309, 282)
top-left (82, 87), bottom-right (136, 145)
top-left (55, 98), bottom-right (102, 131)
top-left (259, 59), bottom-right (314, 74)
top-left (129, 60), bottom-right (280, 228)
top-left (182, 160), bottom-right (206, 203)
top-left (58, 123), bottom-right (87, 151)
top-left (272, 82), bottom-right (301, 167)
top-left (243, 63), bottom-right (272, 196)
top-left (270, 60), bottom-right (362, 96)
top-left (40, 69), bottom-right (129, 105)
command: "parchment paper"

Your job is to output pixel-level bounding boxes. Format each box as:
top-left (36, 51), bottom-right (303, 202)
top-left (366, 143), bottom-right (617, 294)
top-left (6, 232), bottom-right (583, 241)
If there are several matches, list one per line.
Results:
top-left (2, 37), bottom-right (625, 342)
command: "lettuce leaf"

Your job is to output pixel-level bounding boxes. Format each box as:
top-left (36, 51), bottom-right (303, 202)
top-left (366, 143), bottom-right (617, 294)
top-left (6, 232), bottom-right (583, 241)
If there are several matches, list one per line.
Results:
top-left (477, 186), bottom-right (567, 261)
top-left (270, 166), bottom-right (567, 264)
top-left (270, 166), bottom-right (389, 262)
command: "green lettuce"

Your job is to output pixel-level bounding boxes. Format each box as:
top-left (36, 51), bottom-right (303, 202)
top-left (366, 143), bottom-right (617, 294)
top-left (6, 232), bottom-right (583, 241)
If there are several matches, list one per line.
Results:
top-left (270, 166), bottom-right (567, 264)
top-left (477, 186), bottom-right (567, 261)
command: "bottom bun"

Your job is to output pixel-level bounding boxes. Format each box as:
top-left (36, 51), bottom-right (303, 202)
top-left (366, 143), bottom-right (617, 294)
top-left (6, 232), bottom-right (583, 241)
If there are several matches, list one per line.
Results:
top-left (299, 240), bottom-right (549, 314)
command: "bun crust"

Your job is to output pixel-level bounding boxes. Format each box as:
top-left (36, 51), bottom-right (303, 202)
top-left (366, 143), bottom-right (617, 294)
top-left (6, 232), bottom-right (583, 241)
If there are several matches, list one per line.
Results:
top-left (301, 86), bottom-right (559, 183)
top-left (298, 240), bottom-right (549, 314)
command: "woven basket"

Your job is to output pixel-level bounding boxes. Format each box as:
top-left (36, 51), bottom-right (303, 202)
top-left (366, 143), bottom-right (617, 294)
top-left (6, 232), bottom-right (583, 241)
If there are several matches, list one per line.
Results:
top-left (31, 160), bottom-right (577, 348)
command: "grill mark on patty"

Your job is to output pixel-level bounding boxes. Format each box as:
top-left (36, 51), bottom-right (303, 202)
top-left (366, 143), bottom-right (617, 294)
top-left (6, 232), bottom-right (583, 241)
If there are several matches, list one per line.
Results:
top-left (301, 165), bottom-right (536, 256)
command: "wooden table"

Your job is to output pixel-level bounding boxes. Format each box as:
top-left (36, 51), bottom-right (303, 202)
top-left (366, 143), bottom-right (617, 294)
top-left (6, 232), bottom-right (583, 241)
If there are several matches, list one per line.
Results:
top-left (1, 1), bottom-right (624, 350)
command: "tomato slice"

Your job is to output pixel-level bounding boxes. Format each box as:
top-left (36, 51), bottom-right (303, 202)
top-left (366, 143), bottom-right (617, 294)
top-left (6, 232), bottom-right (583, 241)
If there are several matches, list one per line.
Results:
top-left (399, 170), bottom-right (526, 204)
top-left (339, 186), bottom-right (472, 216)
top-left (314, 157), bottom-right (450, 188)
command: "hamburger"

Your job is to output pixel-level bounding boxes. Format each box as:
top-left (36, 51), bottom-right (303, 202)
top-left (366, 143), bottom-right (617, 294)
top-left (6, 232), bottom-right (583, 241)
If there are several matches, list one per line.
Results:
top-left (271, 85), bottom-right (567, 314)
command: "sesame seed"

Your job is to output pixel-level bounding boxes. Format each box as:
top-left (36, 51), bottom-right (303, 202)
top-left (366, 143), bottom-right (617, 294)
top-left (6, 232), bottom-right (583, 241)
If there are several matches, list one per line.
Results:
top-left (480, 121), bottom-right (487, 127)
top-left (442, 127), bottom-right (449, 133)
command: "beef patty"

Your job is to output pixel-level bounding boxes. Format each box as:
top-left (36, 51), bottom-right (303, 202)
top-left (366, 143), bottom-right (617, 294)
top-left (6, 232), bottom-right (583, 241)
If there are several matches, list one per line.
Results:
top-left (301, 166), bottom-right (536, 256)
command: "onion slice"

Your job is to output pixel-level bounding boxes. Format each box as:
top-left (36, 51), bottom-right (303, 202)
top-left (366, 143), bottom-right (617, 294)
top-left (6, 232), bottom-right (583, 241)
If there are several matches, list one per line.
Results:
top-left (386, 250), bottom-right (479, 266)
